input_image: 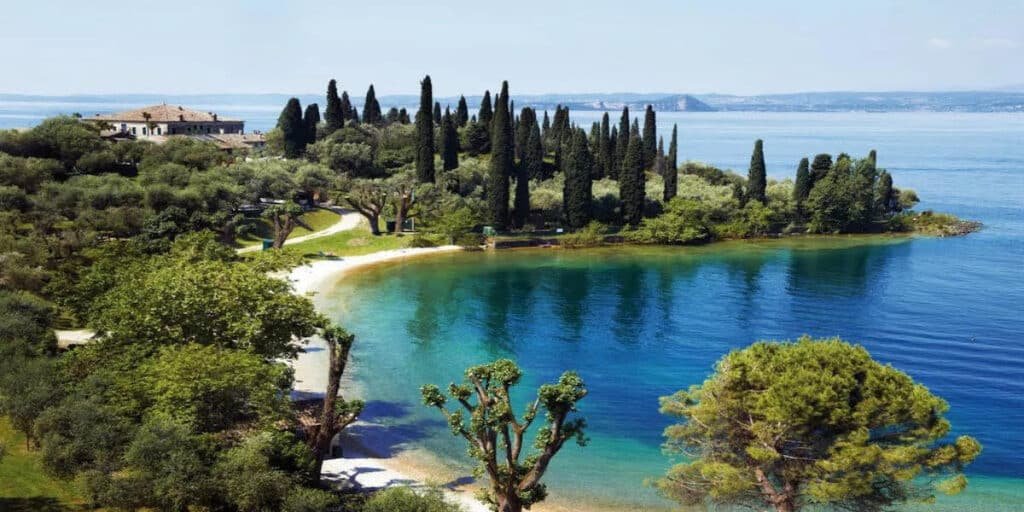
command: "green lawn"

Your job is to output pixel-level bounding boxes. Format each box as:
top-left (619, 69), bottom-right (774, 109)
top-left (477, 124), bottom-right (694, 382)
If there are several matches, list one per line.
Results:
top-left (235, 207), bottom-right (342, 247)
top-left (0, 417), bottom-right (89, 511)
top-left (282, 226), bottom-right (410, 258)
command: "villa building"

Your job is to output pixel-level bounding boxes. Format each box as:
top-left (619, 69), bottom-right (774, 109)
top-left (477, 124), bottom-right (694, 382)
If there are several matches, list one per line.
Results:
top-left (88, 104), bottom-right (245, 138)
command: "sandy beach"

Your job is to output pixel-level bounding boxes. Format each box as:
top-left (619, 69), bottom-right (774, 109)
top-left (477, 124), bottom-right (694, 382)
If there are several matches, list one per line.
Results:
top-left (283, 245), bottom-right (500, 511)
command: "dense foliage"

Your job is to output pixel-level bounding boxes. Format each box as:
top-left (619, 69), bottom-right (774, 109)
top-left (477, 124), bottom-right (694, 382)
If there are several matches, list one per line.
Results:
top-left (655, 337), bottom-right (981, 512)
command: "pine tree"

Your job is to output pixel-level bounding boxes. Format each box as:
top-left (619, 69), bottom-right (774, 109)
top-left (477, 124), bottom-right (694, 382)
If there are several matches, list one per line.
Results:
top-left (479, 90), bottom-right (493, 127)
top-left (615, 107), bottom-right (630, 174)
top-left (524, 119), bottom-right (545, 181)
top-left (415, 75), bottom-right (435, 183)
top-left (642, 105), bottom-right (657, 168)
top-left (277, 97), bottom-right (306, 158)
top-left (620, 124), bottom-right (645, 226)
top-left (487, 81), bottom-right (513, 230)
top-left (340, 91), bottom-right (354, 122)
top-left (564, 129), bottom-right (594, 229)
top-left (793, 156), bottom-right (812, 218)
top-left (363, 84), bottom-right (382, 125)
top-left (598, 112), bottom-right (611, 179)
top-left (441, 107), bottom-right (459, 172)
top-left (433, 102), bottom-right (442, 126)
top-left (303, 102), bottom-right (320, 145)
top-left (664, 124), bottom-right (678, 202)
top-left (456, 95), bottom-right (469, 127)
top-left (324, 80), bottom-right (343, 132)
top-left (747, 139), bottom-right (767, 204)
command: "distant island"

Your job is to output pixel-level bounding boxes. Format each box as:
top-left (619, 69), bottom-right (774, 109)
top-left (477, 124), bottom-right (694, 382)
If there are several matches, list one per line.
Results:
top-left (3, 89), bottom-right (1024, 113)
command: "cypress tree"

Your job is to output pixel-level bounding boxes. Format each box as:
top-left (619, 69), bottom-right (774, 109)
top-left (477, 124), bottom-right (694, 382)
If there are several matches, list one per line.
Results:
top-left (487, 81), bottom-right (513, 230)
top-left (398, 108), bottom-right (411, 124)
top-left (340, 91), bottom-right (354, 122)
top-left (523, 120), bottom-right (544, 181)
top-left (811, 153), bottom-right (833, 183)
top-left (433, 101), bottom-right (442, 126)
top-left (541, 110), bottom-right (550, 139)
top-left (349, 107), bottom-right (359, 125)
top-left (277, 97), bottom-right (306, 158)
top-left (363, 84), bottom-right (382, 125)
top-left (479, 91), bottom-right (493, 127)
top-left (747, 139), bottom-right (767, 204)
top-left (324, 79), bottom-right (343, 132)
top-left (456, 95), bottom-right (469, 127)
top-left (642, 105), bottom-right (657, 168)
top-left (415, 75), bottom-right (435, 183)
top-left (516, 107), bottom-right (536, 161)
top-left (615, 107), bottom-right (630, 174)
top-left (564, 129), bottom-right (594, 229)
top-left (599, 112), bottom-right (611, 179)
top-left (793, 157), bottom-right (812, 214)
top-left (876, 170), bottom-right (896, 216)
top-left (512, 148), bottom-right (531, 229)
top-left (385, 107), bottom-right (399, 124)
top-left (664, 124), bottom-right (678, 202)
top-left (303, 102), bottom-right (320, 145)
top-left (608, 126), bottom-right (618, 180)
top-left (620, 125), bottom-right (645, 226)
top-left (441, 107), bottom-right (459, 172)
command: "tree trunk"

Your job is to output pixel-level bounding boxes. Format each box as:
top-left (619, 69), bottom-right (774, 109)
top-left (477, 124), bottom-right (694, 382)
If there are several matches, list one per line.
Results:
top-left (311, 338), bottom-right (346, 478)
top-left (368, 213), bottom-right (380, 235)
top-left (496, 494), bottom-right (521, 512)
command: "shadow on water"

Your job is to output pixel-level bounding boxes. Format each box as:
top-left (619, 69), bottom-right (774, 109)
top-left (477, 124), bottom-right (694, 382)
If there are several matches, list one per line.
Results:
top-left (612, 264), bottom-right (648, 344)
top-left (785, 242), bottom-right (904, 298)
top-left (341, 400), bottom-right (448, 458)
top-left (553, 267), bottom-right (591, 339)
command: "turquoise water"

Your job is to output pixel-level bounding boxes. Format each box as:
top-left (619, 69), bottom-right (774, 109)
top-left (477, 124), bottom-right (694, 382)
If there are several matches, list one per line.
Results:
top-left (318, 112), bottom-right (1024, 510)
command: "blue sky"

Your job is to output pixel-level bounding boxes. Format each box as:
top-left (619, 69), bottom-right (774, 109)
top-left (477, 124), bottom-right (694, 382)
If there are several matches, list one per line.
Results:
top-left (2, 0), bottom-right (1021, 95)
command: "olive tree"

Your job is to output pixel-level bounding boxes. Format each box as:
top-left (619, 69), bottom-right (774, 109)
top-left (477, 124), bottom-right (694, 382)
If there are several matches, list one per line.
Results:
top-left (655, 337), bottom-right (981, 512)
top-left (421, 359), bottom-right (587, 512)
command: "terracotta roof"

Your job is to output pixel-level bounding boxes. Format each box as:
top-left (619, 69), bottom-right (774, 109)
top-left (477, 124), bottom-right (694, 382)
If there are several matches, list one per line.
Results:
top-left (91, 104), bottom-right (240, 123)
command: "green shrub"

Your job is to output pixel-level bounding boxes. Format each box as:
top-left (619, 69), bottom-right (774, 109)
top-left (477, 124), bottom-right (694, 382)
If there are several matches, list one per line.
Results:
top-left (281, 487), bottom-right (340, 512)
top-left (561, 221), bottom-right (607, 248)
top-left (363, 486), bottom-right (464, 512)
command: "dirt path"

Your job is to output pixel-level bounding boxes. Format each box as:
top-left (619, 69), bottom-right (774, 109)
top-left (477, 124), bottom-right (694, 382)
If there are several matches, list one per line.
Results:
top-left (237, 207), bottom-right (365, 254)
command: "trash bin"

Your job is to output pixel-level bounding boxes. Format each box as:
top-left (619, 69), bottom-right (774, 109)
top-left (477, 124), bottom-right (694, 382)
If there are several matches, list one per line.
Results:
top-left (261, 239), bottom-right (274, 250)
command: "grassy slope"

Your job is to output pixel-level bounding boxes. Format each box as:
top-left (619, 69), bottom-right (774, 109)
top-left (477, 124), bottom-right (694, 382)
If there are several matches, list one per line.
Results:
top-left (0, 418), bottom-right (89, 511)
top-left (281, 225), bottom-right (410, 258)
top-left (235, 207), bottom-right (342, 247)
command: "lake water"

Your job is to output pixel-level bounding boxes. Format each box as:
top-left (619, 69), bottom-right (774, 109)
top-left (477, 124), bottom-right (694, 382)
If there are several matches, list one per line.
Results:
top-left (316, 112), bottom-right (1024, 510)
top-left (6, 102), bottom-right (1023, 509)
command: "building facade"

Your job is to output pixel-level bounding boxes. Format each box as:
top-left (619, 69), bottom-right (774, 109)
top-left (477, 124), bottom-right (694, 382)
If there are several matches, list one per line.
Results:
top-left (89, 104), bottom-right (244, 139)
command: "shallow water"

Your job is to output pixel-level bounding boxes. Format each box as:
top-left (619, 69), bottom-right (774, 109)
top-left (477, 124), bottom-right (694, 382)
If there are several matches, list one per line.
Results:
top-left (316, 112), bottom-right (1024, 510)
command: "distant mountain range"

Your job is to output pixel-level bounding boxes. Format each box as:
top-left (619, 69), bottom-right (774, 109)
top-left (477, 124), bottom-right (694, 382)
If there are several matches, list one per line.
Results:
top-left (3, 90), bottom-right (1023, 113)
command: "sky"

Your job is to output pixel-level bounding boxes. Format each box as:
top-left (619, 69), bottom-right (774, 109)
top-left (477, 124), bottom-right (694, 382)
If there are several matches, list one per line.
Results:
top-left (2, 0), bottom-right (1022, 96)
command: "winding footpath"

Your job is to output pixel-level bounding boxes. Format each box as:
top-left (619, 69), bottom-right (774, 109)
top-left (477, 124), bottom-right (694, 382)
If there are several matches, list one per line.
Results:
top-left (235, 207), bottom-right (365, 254)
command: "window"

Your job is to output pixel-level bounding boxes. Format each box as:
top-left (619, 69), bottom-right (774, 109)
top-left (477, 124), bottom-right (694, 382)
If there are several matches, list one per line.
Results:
top-left (131, 127), bottom-right (137, 135)
top-left (120, 123), bottom-right (126, 132)
top-left (142, 127), bottom-right (147, 135)
top-left (156, 127), bottom-right (162, 135)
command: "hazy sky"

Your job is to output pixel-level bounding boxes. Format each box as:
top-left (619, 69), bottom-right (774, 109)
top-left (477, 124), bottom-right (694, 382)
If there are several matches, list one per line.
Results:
top-left (3, 0), bottom-right (1021, 96)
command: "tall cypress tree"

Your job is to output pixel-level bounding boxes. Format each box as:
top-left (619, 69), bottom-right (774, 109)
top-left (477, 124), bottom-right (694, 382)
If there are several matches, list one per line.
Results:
top-left (441, 107), bottom-right (459, 172)
top-left (398, 108), bottom-right (410, 124)
top-left (516, 107), bottom-right (535, 161)
top-left (876, 170), bottom-right (896, 216)
top-left (598, 112), bottom-right (611, 179)
top-left (363, 84), bottom-right (382, 125)
top-left (664, 124), bottom-right (678, 202)
top-left (512, 124), bottom-right (531, 230)
top-left (433, 102), bottom-right (442, 126)
top-left (615, 107), bottom-right (630, 174)
top-left (340, 91), bottom-right (354, 122)
top-left (620, 124), bottom-right (645, 226)
top-left (642, 105), bottom-right (657, 168)
top-left (608, 126), bottom-right (618, 180)
top-left (523, 119), bottom-right (545, 181)
top-left (487, 81), bottom-right (513, 230)
top-left (415, 75), bottom-right (435, 183)
top-left (456, 95), bottom-right (469, 127)
top-left (479, 91), bottom-right (493, 127)
top-left (747, 139), bottom-right (767, 204)
top-left (793, 157), bottom-right (811, 214)
top-left (303, 102), bottom-right (320, 145)
top-left (350, 107), bottom-right (359, 125)
top-left (277, 97), bottom-right (306, 158)
top-left (324, 80), bottom-right (343, 133)
top-left (541, 110), bottom-right (550, 139)
top-left (385, 107), bottom-right (399, 124)
top-left (564, 128), bottom-right (594, 229)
